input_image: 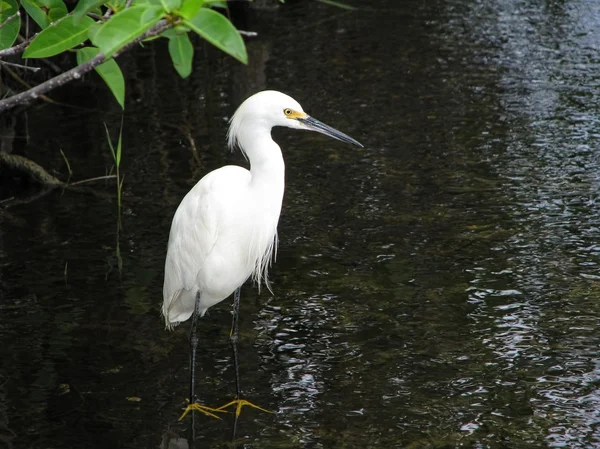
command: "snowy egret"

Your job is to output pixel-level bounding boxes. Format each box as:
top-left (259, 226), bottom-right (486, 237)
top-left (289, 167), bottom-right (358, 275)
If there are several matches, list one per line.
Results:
top-left (162, 90), bottom-right (363, 420)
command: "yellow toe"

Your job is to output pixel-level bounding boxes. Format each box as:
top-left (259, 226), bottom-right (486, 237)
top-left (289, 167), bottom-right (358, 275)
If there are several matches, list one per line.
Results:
top-left (178, 400), bottom-right (229, 421)
top-left (216, 398), bottom-right (273, 417)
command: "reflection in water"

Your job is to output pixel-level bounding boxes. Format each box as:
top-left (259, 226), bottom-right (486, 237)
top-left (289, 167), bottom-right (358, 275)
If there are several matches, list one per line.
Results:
top-left (450, 0), bottom-right (600, 447)
top-left (259, 296), bottom-right (337, 415)
top-left (161, 431), bottom-right (188, 449)
top-left (2, 0), bottom-right (600, 447)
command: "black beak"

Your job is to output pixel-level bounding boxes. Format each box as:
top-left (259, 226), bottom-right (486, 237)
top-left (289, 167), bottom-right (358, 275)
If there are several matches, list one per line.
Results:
top-left (299, 116), bottom-right (363, 148)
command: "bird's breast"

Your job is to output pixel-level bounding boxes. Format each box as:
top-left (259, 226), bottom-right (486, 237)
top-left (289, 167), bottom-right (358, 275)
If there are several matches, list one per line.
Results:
top-left (200, 182), bottom-right (283, 295)
top-left (235, 183), bottom-right (284, 284)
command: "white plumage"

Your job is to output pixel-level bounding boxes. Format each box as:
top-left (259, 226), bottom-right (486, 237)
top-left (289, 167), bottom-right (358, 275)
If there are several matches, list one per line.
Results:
top-left (162, 91), bottom-right (300, 328)
top-left (162, 90), bottom-right (362, 329)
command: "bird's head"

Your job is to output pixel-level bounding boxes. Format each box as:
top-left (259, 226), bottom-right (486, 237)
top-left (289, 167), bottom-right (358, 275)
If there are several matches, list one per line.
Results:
top-left (228, 90), bottom-right (363, 151)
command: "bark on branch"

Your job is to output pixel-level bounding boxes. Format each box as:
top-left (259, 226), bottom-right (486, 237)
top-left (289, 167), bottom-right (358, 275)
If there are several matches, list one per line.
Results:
top-left (0, 151), bottom-right (63, 185)
top-left (0, 33), bottom-right (38, 58)
top-left (0, 20), bottom-right (172, 114)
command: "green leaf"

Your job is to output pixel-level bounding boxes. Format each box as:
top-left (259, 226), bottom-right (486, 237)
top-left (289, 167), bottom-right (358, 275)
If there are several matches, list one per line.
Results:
top-left (204, 0), bottom-right (226, 8)
top-left (91, 5), bottom-right (164, 58)
top-left (106, 0), bottom-right (126, 12)
top-left (178, 0), bottom-right (202, 19)
top-left (77, 46), bottom-right (125, 109)
top-left (159, 0), bottom-right (180, 12)
top-left (168, 32), bottom-right (193, 78)
top-left (116, 115), bottom-right (123, 166)
top-left (87, 21), bottom-right (101, 42)
top-left (21, 0), bottom-right (49, 28)
top-left (24, 15), bottom-right (95, 58)
top-left (41, 0), bottom-right (68, 21)
top-left (73, 0), bottom-right (104, 21)
top-left (0, 0), bottom-right (20, 50)
top-left (183, 9), bottom-right (247, 64)
top-left (159, 25), bottom-right (190, 40)
top-left (131, 0), bottom-right (162, 5)
top-left (104, 122), bottom-right (117, 162)
top-left (21, 0), bottom-right (68, 29)
top-left (161, 28), bottom-right (177, 39)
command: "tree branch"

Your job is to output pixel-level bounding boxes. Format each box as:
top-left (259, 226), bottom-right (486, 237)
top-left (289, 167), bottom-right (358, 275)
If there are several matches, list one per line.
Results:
top-left (0, 60), bottom-right (40, 72)
top-left (0, 20), bottom-right (172, 114)
top-left (0, 34), bottom-right (37, 58)
top-left (0, 151), bottom-right (63, 186)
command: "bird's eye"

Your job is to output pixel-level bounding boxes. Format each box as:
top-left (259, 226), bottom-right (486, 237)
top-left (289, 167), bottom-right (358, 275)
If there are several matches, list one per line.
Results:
top-left (284, 108), bottom-right (293, 116)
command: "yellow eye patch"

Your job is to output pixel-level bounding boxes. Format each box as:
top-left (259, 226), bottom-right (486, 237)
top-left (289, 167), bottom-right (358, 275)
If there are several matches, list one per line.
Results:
top-left (283, 108), bottom-right (307, 119)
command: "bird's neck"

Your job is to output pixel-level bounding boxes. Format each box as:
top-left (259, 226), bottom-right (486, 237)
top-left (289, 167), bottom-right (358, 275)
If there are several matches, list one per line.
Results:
top-left (238, 128), bottom-right (285, 190)
top-left (249, 141), bottom-right (285, 192)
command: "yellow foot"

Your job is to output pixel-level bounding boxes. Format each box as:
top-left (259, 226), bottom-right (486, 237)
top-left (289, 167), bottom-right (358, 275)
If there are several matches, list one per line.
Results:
top-left (178, 399), bottom-right (229, 421)
top-left (216, 398), bottom-right (273, 417)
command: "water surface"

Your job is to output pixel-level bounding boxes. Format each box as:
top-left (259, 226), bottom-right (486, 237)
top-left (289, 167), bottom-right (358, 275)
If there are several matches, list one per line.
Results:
top-left (2, 0), bottom-right (600, 447)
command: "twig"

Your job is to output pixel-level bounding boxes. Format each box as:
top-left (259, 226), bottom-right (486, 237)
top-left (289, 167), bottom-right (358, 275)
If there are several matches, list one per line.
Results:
top-left (238, 30), bottom-right (258, 37)
top-left (0, 11), bottom-right (19, 31)
top-left (103, 6), bottom-right (114, 19)
top-left (3, 63), bottom-right (95, 111)
top-left (69, 175), bottom-right (117, 186)
top-left (0, 20), bottom-right (172, 114)
top-left (0, 60), bottom-right (41, 72)
top-left (2, 65), bottom-right (59, 104)
top-left (0, 34), bottom-right (37, 58)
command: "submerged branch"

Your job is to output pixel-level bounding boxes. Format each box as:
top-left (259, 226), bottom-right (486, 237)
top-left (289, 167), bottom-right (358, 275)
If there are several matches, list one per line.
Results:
top-left (0, 152), bottom-right (123, 209)
top-left (0, 152), bottom-right (63, 186)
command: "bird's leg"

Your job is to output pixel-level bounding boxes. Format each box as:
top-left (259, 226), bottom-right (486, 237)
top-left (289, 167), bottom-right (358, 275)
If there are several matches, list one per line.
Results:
top-left (189, 293), bottom-right (200, 403)
top-left (178, 291), bottom-right (226, 421)
top-left (231, 287), bottom-right (241, 399)
top-left (217, 288), bottom-right (272, 417)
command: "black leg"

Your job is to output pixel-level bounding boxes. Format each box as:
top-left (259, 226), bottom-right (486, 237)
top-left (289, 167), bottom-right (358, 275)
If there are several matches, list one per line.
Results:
top-left (230, 287), bottom-right (242, 400)
top-left (189, 291), bottom-right (201, 405)
top-left (230, 288), bottom-right (241, 443)
top-left (189, 412), bottom-right (197, 445)
top-left (231, 411), bottom-right (240, 446)
top-left (215, 287), bottom-right (271, 417)
top-left (178, 293), bottom-right (224, 421)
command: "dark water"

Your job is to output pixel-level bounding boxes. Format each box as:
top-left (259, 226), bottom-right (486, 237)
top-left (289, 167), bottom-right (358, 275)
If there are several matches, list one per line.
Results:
top-left (2, 0), bottom-right (600, 447)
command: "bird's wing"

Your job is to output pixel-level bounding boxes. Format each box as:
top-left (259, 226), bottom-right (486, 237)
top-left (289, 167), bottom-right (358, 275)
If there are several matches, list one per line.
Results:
top-left (162, 166), bottom-right (250, 326)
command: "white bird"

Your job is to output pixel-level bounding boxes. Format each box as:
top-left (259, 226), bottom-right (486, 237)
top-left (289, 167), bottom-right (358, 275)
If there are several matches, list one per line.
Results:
top-left (162, 90), bottom-right (363, 420)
